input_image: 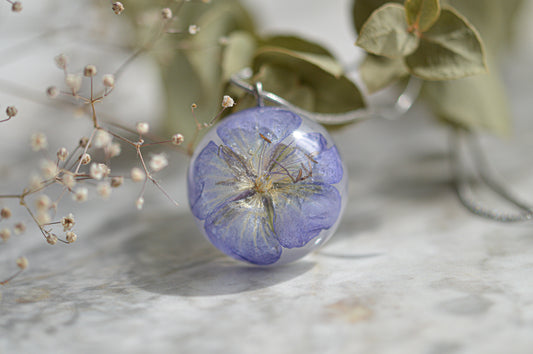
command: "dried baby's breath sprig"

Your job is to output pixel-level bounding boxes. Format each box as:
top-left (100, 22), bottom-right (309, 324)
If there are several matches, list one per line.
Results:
top-left (16, 256), bottom-right (28, 270)
top-left (111, 176), bottom-right (123, 188)
top-left (11, 1), bottom-right (22, 13)
top-left (186, 96), bottom-right (235, 155)
top-left (0, 228), bottom-right (11, 241)
top-left (61, 213), bottom-right (75, 231)
top-left (149, 154), bottom-right (168, 172)
top-left (97, 182), bottom-right (112, 199)
top-left (136, 122), bottom-right (149, 135)
top-left (102, 74), bottom-right (115, 88)
top-left (46, 234), bottom-right (58, 245)
top-left (6, 106), bottom-right (17, 118)
top-left (66, 231), bottom-right (77, 243)
top-left (30, 132), bottom-right (48, 151)
top-left (112, 2), bottom-right (124, 15)
top-left (1, 207), bottom-right (12, 219)
top-left (55, 54), bottom-right (68, 71)
top-left (13, 222), bottom-right (26, 235)
top-left (222, 95), bottom-right (235, 108)
top-left (172, 133), bottom-right (184, 145)
top-left (46, 86), bottom-right (59, 98)
top-left (131, 167), bottom-right (145, 182)
top-left (35, 195), bottom-right (51, 211)
top-left (65, 73), bottom-right (82, 94)
top-left (84, 64), bottom-right (97, 77)
top-left (161, 8), bottom-right (173, 20)
top-left (188, 24), bottom-right (199, 35)
top-left (73, 187), bottom-right (88, 203)
top-left (0, 257), bottom-right (28, 286)
top-left (135, 197), bottom-right (144, 210)
top-left (57, 147), bottom-right (69, 161)
top-left (0, 1), bottom-right (192, 280)
top-left (80, 153), bottom-right (91, 165)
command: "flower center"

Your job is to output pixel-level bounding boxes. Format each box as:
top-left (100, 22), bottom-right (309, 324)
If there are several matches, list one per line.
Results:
top-left (253, 175), bottom-right (273, 194)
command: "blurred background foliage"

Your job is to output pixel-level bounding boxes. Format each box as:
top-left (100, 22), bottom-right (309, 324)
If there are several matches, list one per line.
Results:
top-left (125, 0), bottom-right (524, 146)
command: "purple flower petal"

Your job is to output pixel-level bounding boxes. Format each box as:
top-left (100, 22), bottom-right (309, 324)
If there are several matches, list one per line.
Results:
top-left (272, 182), bottom-right (341, 248)
top-left (188, 141), bottom-right (253, 220)
top-left (301, 132), bottom-right (343, 184)
top-left (216, 107), bottom-right (302, 158)
top-left (204, 195), bottom-right (282, 265)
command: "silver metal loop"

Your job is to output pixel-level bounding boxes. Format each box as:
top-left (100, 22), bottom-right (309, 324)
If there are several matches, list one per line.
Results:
top-left (229, 68), bottom-right (422, 125)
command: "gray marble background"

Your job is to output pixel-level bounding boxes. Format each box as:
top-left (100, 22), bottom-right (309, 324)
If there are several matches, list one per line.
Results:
top-left (1, 1), bottom-right (533, 353)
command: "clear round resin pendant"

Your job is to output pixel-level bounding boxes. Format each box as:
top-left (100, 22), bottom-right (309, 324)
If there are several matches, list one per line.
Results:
top-left (187, 106), bottom-right (347, 265)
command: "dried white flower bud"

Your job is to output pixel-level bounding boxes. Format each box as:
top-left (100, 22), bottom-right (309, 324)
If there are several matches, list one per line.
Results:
top-left (36, 211), bottom-right (51, 225)
top-left (11, 1), bottom-right (22, 12)
top-left (112, 2), bottom-right (124, 15)
top-left (218, 36), bottom-right (229, 46)
top-left (136, 122), bottom-right (149, 135)
top-left (57, 147), bottom-right (69, 161)
top-left (171, 133), bottom-right (184, 145)
top-left (66, 231), bottom-right (77, 243)
top-left (102, 74), bottom-right (115, 88)
top-left (40, 159), bottom-right (58, 179)
top-left (16, 256), bottom-right (28, 270)
top-left (55, 54), bottom-right (69, 70)
top-left (108, 142), bottom-right (121, 158)
top-left (94, 130), bottom-right (113, 149)
top-left (161, 8), bottom-right (172, 20)
top-left (131, 167), bottom-right (145, 182)
top-left (222, 95), bottom-right (235, 108)
top-left (6, 106), bottom-right (17, 118)
top-left (30, 132), bottom-right (48, 152)
top-left (111, 176), bottom-right (123, 188)
top-left (65, 74), bottom-right (82, 93)
top-left (1, 207), bottom-right (12, 219)
top-left (149, 154), bottom-right (168, 172)
top-left (35, 195), bottom-right (51, 211)
top-left (73, 187), bottom-right (88, 202)
top-left (62, 173), bottom-right (76, 189)
top-left (46, 86), bottom-right (59, 98)
top-left (83, 64), bottom-right (97, 77)
top-left (14, 222), bottom-right (26, 235)
top-left (46, 234), bottom-right (58, 245)
top-left (135, 197), bottom-right (144, 210)
top-left (61, 213), bottom-right (75, 231)
top-left (0, 228), bottom-right (11, 241)
top-left (80, 153), bottom-right (91, 165)
top-left (79, 137), bottom-right (89, 148)
top-left (29, 175), bottom-right (42, 191)
top-left (188, 24), bottom-right (199, 35)
top-left (97, 182), bottom-right (112, 199)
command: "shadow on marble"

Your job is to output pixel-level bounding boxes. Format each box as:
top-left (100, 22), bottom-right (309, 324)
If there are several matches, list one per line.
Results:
top-left (123, 211), bottom-right (315, 296)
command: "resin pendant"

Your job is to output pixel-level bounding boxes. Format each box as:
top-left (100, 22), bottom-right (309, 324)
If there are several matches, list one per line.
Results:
top-left (187, 107), bottom-right (347, 265)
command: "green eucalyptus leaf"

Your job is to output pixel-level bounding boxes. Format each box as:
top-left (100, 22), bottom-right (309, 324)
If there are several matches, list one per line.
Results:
top-left (356, 4), bottom-right (419, 58)
top-left (405, 7), bottom-right (487, 80)
top-left (255, 65), bottom-right (316, 112)
top-left (443, 0), bottom-right (523, 57)
top-left (222, 31), bottom-right (257, 81)
top-left (187, 0), bottom-right (255, 96)
top-left (404, 0), bottom-right (441, 32)
top-left (352, 0), bottom-right (401, 34)
top-left (253, 47), bottom-right (365, 114)
top-left (261, 35), bottom-right (334, 56)
top-left (424, 62), bottom-right (511, 136)
top-left (359, 54), bottom-right (409, 93)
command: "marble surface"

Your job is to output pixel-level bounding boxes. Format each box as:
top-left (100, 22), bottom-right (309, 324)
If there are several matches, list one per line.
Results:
top-left (2, 1), bottom-right (533, 353)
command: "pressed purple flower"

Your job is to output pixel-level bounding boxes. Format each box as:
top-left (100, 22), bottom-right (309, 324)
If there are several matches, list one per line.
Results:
top-left (188, 107), bottom-right (346, 265)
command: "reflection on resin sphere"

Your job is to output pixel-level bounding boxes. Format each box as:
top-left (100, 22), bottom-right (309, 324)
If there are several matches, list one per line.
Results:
top-left (187, 106), bottom-right (347, 265)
